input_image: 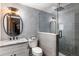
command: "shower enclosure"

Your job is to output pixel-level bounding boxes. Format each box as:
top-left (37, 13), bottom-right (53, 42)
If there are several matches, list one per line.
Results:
top-left (39, 3), bottom-right (79, 56)
top-left (59, 3), bottom-right (79, 56)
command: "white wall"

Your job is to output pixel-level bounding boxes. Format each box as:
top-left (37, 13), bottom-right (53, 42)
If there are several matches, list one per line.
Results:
top-left (38, 32), bottom-right (57, 56)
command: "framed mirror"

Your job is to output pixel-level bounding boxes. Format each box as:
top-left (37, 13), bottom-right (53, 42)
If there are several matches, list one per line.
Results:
top-left (3, 13), bottom-right (23, 36)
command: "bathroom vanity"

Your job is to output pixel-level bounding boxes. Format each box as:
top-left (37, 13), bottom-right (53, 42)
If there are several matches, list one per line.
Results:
top-left (0, 38), bottom-right (29, 56)
top-left (0, 7), bottom-right (29, 56)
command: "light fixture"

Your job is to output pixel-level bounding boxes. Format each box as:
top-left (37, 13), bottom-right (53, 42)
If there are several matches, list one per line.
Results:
top-left (7, 7), bottom-right (18, 14)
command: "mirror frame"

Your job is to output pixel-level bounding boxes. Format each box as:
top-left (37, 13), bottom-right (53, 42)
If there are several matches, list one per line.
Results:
top-left (3, 13), bottom-right (23, 37)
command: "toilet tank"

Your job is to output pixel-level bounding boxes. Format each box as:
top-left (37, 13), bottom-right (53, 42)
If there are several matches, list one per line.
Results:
top-left (28, 36), bottom-right (38, 48)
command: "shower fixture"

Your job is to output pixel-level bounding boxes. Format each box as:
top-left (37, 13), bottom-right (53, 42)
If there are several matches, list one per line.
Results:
top-left (55, 3), bottom-right (64, 12)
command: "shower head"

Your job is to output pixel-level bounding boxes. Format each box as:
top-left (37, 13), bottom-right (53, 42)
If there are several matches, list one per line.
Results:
top-left (55, 7), bottom-right (64, 11)
top-left (54, 3), bottom-right (71, 11)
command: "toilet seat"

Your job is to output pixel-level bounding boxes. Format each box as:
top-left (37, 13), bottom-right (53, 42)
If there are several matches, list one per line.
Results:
top-left (32, 47), bottom-right (42, 56)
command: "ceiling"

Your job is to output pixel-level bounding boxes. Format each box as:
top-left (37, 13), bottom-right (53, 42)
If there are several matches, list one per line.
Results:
top-left (20, 3), bottom-right (70, 14)
top-left (20, 3), bottom-right (57, 10)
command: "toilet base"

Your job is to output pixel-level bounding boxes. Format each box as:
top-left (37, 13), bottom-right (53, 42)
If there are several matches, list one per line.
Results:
top-left (29, 47), bottom-right (43, 56)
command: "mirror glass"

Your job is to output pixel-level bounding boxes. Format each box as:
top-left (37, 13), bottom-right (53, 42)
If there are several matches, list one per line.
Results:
top-left (3, 14), bottom-right (23, 36)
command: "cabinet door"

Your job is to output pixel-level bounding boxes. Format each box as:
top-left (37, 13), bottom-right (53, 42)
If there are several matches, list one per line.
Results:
top-left (13, 48), bottom-right (29, 56)
top-left (0, 46), bottom-right (12, 56)
top-left (0, 42), bottom-right (29, 56)
top-left (11, 43), bottom-right (29, 56)
top-left (0, 52), bottom-right (12, 56)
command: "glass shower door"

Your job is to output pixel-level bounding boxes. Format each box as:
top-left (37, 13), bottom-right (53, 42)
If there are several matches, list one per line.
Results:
top-left (59, 3), bottom-right (79, 56)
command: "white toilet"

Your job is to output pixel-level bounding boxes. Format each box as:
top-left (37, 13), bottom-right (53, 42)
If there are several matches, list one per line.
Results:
top-left (28, 36), bottom-right (42, 56)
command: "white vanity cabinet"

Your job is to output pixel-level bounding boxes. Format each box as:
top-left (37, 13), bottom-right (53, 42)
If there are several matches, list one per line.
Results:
top-left (0, 42), bottom-right (29, 56)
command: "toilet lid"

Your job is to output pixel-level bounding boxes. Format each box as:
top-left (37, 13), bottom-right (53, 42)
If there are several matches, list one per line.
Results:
top-left (32, 47), bottom-right (42, 53)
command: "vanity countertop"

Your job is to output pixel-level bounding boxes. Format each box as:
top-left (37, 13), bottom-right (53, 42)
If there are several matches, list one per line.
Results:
top-left (0, 38), bottom-right (28, 47)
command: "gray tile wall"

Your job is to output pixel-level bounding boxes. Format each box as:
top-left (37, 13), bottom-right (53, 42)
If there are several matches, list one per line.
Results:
top-left (75, 13), bottom-right (79, 55)
top-left (0, 3), bottom-right (1, 40)
top-left (0, 3), bottom-right (39, 40)
top-left (39, 11), bottom-right (55, 33)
